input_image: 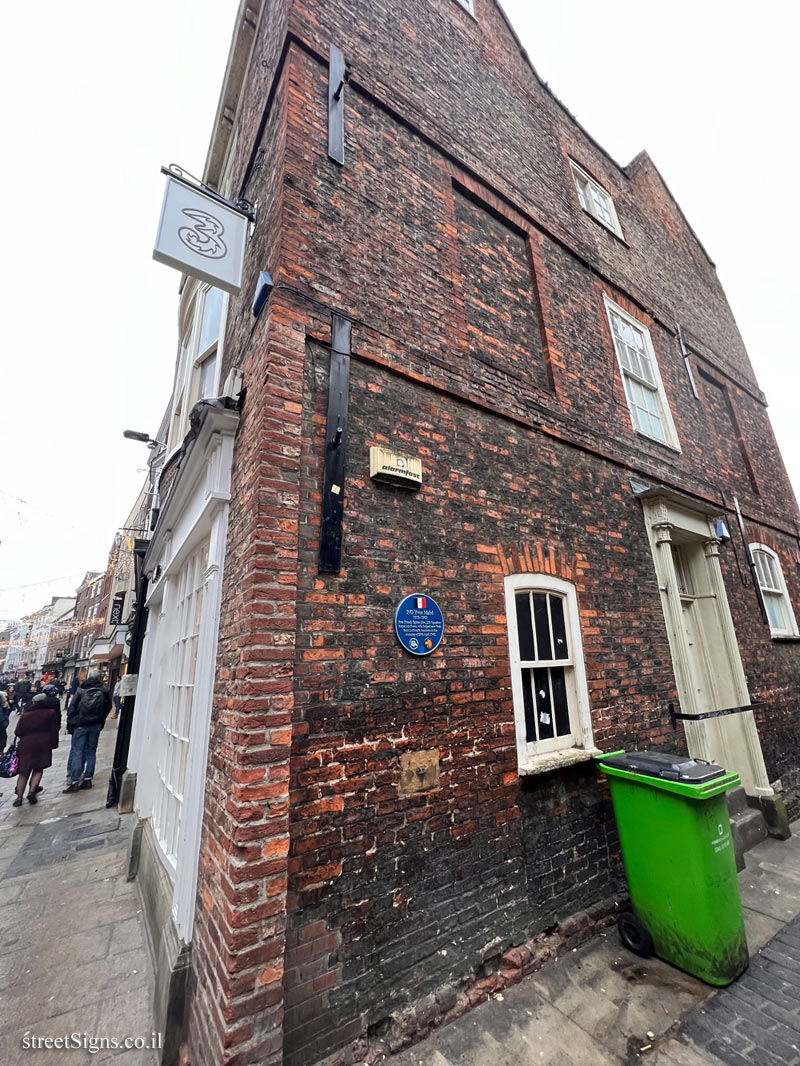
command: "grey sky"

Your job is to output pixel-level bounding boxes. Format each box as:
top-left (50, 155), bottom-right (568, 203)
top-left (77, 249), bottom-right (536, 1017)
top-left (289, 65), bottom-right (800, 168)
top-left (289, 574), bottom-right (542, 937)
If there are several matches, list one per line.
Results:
top-left (1, 0), bottom-right (797, 622)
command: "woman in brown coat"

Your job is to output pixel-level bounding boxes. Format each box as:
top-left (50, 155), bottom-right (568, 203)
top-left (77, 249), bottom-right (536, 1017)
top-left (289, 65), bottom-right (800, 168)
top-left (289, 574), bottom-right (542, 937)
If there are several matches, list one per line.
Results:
top-left (13, 691), bottom-right (61, 806)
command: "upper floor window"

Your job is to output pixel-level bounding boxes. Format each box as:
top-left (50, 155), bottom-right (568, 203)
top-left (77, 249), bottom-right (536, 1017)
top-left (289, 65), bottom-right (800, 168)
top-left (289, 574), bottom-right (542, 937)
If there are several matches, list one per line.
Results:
top-left (168, 285), bottom-right (226, 451)
top-left (453, 0), bottom-right (475, 13)
top-left (750, 544), bottom-right (798, 638)
top-left (504, 573), bottom-right (594, 772)
top-left (570, 160), bottom-right (623, 237)
top-left (604, 296), bottom-right (681, 452)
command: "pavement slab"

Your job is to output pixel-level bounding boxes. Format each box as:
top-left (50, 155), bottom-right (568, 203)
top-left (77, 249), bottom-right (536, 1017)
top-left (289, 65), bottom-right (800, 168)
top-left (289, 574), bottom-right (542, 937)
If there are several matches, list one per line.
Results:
top-left (0, 717), bottom-right (157, 1065)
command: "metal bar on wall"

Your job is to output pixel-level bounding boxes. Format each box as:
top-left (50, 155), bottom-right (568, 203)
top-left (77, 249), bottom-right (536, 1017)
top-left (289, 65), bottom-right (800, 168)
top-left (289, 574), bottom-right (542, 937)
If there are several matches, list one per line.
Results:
top-left (328, 45), bottom-right (345, 164)
top-left (733, 496), bottom-right (769, 626)
top-left (319, 315), bottom-right (351, 573)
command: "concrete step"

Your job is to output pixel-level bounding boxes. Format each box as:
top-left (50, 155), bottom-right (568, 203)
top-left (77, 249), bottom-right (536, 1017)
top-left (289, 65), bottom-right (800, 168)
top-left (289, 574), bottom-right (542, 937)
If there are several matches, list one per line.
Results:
top-left (727, 785), bottom-right (750, 818)
top-left (727, 795), bottom-right (770, 872)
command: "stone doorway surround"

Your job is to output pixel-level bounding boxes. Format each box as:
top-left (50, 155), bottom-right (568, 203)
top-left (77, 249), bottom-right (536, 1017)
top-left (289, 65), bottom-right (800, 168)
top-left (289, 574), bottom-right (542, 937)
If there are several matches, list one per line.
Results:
top-left (636, 484), bottom-right (772, 798)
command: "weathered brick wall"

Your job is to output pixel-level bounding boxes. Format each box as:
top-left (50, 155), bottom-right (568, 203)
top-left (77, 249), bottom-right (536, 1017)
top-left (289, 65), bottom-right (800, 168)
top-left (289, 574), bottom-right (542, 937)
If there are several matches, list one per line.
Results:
top-left (286, 0), bottom-right (763, 392)
top-left (188, 3), bottom-right (800, 1064)
top-left (190, 304), bottom-right (304, 1066)
top-left (280, 334), bottom-right (686, 1063)
top-left (276, 41), bottom-right (794, 533)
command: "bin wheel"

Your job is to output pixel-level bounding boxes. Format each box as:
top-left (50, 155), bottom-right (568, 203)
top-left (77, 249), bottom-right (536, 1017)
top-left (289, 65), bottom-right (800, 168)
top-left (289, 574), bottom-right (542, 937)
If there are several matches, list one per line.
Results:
top-left (617, 912), bottom-right (653, 958)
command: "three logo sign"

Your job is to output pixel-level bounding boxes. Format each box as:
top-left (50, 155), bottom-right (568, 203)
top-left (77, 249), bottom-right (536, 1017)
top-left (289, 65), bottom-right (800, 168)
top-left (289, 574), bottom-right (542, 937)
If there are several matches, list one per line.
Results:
top-left (178, 209), bottom-right (227, 260)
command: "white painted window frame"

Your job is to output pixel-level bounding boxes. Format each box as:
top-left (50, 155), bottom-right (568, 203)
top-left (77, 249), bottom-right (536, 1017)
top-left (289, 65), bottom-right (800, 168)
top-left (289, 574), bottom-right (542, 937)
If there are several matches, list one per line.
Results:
top-left (151, 540), bottom-right (209, 870)
top-left (453, 0), bottom-right (475, 15)
top-left (569, 159), bottom-right (623, 238)
top-left (604, 295), bottom-right (681, 453)
top-left (504, 573), bottom-right (595, 774)
top-left (166, 283), bottom-right (227, 456)
top-left (750, 543), bottom-right (799, 638)
top-left (128, 405), bottom-right (238, 941)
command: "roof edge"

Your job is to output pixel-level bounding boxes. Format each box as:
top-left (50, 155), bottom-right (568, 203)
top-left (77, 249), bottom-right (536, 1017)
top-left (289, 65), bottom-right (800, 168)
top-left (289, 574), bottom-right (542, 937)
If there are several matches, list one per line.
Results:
top-left (203, 0), bottom-right (266, 189)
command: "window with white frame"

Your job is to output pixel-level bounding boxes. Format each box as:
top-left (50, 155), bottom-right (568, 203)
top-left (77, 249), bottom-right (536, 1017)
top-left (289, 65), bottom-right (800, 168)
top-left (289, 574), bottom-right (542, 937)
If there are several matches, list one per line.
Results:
top-left (453, 0), bottom-right (475, 13)
top-left (504, 574), bottom-right (594, 767)
top-left (570, 160), bottom-right (623, 237)
top-left (604, 297), bottom-right (681, 451)
top-left (152, 541), bottom-right (208, 868)
top-left (750, 544), bottom-right (799, 637)
top-left (167, 285), bottom-right (226, 451)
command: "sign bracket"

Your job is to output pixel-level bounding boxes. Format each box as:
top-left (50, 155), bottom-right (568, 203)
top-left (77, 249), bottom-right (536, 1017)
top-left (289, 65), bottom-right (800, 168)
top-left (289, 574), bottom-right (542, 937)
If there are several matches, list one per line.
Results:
top-left (161, 164), bottom-right (256, 223)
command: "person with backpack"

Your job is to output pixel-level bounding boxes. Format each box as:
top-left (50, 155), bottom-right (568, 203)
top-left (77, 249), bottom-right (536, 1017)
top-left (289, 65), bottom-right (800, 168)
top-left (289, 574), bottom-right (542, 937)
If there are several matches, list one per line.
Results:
top-left (63, 668), bottom-right (113, 792)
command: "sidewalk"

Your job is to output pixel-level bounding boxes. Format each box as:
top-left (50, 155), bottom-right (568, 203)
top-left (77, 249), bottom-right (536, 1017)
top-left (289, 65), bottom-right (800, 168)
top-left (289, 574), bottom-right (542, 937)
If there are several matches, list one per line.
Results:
top-left (389, 824), bottom-right (800, 1066)
top-left (0, 717), bottom-right (157, 1065)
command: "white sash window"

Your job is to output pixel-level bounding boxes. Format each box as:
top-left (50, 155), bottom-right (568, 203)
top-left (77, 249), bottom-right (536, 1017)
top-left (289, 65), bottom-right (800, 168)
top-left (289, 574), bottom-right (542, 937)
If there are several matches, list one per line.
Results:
top-left (504, 574), bottom-right (595, 772)
top-left (750, 544), bottom-right (798, 638)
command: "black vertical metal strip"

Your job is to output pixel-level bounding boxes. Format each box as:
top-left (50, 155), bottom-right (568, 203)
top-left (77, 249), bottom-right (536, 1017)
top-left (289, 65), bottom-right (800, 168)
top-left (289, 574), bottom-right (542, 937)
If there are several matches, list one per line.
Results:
top-left (733, 495), bottom-right (769, 625)
top-left (105, 540), bottom-right (149, 808)
top-left (319, 315), bottom-right (351, 572)
top-left (328, 45), bottom-right (345, 164)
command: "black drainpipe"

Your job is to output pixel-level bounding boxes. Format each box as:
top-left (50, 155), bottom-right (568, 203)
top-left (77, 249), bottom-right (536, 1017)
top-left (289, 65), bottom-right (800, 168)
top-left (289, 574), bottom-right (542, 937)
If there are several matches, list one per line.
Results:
top-left (106, 539), bottom-right (150, 808)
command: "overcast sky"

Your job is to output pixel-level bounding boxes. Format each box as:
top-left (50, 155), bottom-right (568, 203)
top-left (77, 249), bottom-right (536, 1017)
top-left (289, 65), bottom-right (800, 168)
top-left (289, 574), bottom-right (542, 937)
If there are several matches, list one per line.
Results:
top-left (1, 0), bottom-right (797, 623)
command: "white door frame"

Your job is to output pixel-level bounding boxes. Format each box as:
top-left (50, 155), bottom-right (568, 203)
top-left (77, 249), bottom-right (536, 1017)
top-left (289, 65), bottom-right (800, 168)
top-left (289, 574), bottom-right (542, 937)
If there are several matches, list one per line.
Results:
top-left (643, 497), bottom-right (772, 796)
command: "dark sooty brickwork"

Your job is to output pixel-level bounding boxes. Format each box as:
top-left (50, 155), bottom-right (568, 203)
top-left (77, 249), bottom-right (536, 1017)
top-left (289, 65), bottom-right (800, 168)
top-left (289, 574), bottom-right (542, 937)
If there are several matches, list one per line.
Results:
top-left (185, 2), bottom-right (800, 1065)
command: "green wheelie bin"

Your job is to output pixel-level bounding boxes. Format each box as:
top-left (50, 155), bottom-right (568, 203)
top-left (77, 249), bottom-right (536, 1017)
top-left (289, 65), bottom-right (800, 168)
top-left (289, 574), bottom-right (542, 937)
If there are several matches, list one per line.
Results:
top-left (596, 749), bottom-right (748, 986)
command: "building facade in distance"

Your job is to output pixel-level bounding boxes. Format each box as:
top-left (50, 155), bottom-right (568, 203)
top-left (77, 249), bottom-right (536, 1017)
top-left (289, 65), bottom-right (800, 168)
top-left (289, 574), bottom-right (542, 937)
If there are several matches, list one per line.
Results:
top-left (127, 2), bottom-right (800, 1064)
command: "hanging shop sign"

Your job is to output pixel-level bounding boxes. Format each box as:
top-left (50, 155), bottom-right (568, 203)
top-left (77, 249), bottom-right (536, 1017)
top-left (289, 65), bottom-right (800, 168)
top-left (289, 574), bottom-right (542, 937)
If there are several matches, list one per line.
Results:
top-left (394, 594), bottom-right (444, 656)
top-left (369, 447), bottom-right (422, 489)
top-left (153, 169), bottom-right (250, 294)
top-left (109, 592), bottom-right (126, 627)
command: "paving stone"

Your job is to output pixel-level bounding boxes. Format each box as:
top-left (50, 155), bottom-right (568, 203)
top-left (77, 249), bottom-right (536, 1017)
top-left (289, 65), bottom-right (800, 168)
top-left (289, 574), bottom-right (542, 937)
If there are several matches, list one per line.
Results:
top-left (0, 923), bottom-right (113, 990)
top-left (109, 915), bottom-right (150, 956)
top-left (0, 726), bottom-right (154, 1061)
top-left (676, 914), bottom-right (800, 1066)
top-left (741, 905), bottom-right (782, 953)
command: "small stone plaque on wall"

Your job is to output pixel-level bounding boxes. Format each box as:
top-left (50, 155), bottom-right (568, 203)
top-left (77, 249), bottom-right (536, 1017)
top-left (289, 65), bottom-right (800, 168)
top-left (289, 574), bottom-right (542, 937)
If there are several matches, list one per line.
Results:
top-left (399, 750), bottom-right (440, 796)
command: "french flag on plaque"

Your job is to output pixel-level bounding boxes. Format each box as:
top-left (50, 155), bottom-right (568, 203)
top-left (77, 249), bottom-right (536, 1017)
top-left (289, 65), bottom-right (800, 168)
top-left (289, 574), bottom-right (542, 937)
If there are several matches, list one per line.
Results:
top-left (415, 597), bottom-right (427, 609)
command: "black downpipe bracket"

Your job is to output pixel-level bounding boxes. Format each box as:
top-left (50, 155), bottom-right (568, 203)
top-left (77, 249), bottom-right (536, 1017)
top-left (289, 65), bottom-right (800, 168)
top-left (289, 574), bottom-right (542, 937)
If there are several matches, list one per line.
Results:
top-left (106, 540), bottom-right (150, 808)
top-left (319, 315), bottom-right (351, 573)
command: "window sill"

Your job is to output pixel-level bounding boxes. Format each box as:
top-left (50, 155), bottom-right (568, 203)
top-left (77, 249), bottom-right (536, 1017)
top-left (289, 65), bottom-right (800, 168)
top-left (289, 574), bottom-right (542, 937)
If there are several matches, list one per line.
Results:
top-left (771, 634), bottom-right (800, 644)
top-left (633, 429), bottom-right (682, 455)
top-left (519, 746), bottom-right (603, 777)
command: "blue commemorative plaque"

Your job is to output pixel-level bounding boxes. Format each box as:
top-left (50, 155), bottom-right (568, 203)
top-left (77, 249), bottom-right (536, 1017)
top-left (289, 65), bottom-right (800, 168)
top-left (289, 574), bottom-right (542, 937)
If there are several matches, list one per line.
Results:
top-left (394, 594), bottom-right (444, 656)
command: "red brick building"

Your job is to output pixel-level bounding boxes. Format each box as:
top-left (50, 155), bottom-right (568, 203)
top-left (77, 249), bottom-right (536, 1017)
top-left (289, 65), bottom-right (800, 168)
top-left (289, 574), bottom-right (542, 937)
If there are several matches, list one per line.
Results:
top-left (127, 2), bottom-right (800, 1064)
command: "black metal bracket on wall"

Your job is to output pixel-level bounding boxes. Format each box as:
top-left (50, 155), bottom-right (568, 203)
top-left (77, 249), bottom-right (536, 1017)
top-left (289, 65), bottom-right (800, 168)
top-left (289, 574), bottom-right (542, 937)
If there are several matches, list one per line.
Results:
top-left (669, 701), bottom-right (763, 730)
top-left (328, 45), bottom-right (345, 164)
top-left (319, 315), bottom-right (351, 573)
top-left (732, 495), bottom-right (770, 626)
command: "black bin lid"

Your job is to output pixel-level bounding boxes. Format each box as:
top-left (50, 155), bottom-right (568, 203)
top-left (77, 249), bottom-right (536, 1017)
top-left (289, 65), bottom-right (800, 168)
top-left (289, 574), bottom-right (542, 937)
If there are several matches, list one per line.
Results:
top-left (602, 750), bottom-right (726, 783)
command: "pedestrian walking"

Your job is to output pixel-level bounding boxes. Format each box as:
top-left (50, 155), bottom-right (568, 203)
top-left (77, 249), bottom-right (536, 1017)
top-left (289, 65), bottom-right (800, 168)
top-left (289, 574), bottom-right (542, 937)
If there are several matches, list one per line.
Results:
top-left (12, 690), bottom-right (61, 806)
top-left (111, 677), bottom-right (122, 720)
top-left (0, 688), bottom-right (9, 753)
top-left (63, 669), bottom-right (113, 793)
top-left (6, 684), bottom-right (17, 714)
top-left (15, 677), bottom-right (31, 710)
